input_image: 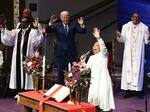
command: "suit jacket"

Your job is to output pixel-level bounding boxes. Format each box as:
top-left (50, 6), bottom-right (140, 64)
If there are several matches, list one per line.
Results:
top-left (46, 22), bottom-right (86, 57)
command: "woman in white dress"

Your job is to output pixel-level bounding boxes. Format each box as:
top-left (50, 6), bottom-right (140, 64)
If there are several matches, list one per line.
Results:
top-left (80, 27), bottom-right (115, 111)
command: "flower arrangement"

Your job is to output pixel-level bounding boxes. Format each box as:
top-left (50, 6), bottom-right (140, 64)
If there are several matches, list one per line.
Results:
top-left (23, 51), bottom-right (51, 79)
top-left (64, 61), bottom-right (91, 89)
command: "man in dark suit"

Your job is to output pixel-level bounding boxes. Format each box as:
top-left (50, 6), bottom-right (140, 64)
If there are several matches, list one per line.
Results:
top-left (46, 10), bottom-right (86, 84)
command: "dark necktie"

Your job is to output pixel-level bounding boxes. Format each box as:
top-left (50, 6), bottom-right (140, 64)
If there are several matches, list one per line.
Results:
top-left (64, 25), bottom-right (68, 36)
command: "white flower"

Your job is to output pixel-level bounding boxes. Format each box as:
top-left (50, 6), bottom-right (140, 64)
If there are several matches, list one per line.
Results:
top-left (27, 62), bottom-right (32, 67)
top-left (68, 72), bottom-right (73, 77)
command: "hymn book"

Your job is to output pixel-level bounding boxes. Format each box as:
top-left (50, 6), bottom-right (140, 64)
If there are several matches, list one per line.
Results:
top-left (44, 84), bottom-right (70, 102)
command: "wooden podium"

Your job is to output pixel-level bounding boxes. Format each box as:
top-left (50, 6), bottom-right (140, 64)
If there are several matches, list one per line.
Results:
top-left (17, 90), bottom-right (96, 112)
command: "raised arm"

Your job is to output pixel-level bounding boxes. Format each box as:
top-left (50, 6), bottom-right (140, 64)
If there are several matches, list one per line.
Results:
top-left (77, 17), bottom-right (85, 28)
top-left (75, 17), bottom-right (86, 33)
top-left (45, 15), bottom-right (57, 33)
top-left (0, 28), bottom-right (16, 46)
top-left (93, 27), bottom-right (108, 55)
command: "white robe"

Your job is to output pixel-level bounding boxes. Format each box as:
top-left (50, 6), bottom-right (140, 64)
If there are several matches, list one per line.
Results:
top-left (0, 27), bottom-right (44, 90)
top-left (86, 38), bottom-right (115, 111)
top-left (117, 21), bottom-right (149, 91)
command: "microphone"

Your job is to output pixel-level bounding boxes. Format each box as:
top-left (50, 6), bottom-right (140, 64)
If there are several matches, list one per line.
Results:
top-left (83, 50), bottom-right (92, 58)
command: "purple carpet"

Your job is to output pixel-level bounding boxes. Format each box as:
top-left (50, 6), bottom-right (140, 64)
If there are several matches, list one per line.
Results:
top-left (0, 90), bottom-right (149, 112)
top-left (114, 91), bottom-right (150, 112)
top-left (0, 98), bottom-right (23, 112)
top-left (0, 71), bottom-right (150, 112)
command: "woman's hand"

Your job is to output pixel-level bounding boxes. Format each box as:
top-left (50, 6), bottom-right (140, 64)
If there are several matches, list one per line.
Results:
top-left (80, 55), bottom-right (86, 62)
top-left (93, 27), bottom-right (100, 40)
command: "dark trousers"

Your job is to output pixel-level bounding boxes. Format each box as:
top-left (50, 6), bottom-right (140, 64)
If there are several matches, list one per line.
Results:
top-left (56, 52), bottom-right (76, 85)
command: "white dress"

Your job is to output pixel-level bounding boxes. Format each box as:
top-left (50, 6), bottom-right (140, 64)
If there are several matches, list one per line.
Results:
top-left (86, 38), bottom-right (115, 111)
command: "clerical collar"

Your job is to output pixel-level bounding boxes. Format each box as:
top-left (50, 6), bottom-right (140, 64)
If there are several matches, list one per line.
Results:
top-left (132, 22), bottom-right (140, 26)
top-left (22, 25), bottom-right (30, 31)
top-left (132, 23), bottom-right (140, 29)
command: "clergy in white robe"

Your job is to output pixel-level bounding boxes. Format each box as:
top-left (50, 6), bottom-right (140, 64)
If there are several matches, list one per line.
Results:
top-left (116, 13), bottom-right (150, 92)
top-left (0, 17), bottom-right (44, 90)
top-left (81, 27), bottom-right (115, 111)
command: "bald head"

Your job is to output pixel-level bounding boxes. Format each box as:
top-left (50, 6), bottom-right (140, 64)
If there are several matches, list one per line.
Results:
top-left (60, 10), bottom-right (70, 25)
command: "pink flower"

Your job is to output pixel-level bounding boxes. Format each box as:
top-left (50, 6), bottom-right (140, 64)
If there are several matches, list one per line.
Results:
top-left (23, 50), bottom-right (45, 78)
top-left (34, 51), bottom-right (40, 58)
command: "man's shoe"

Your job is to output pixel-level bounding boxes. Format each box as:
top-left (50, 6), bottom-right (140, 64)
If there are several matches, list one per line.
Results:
top-left (122, 90), bottom-right (133, 99)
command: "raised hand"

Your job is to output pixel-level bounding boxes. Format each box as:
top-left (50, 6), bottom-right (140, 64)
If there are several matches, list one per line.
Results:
top-left (78, 17), bottom-right (85, 27)
top-left (0, 24), bottom-right (3, 28)
top-left (50, 15), bottom-right (57, 24)
top-left (33, 18), bottom-right (39, 28)
top-left (0, 14), bottom-right (7, 28)
top-left (93, 27), bottom-right (100, 39)
top-left (0, 23), bottom-right (6, 28)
